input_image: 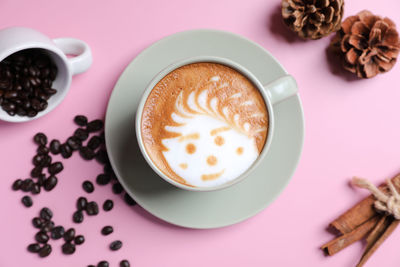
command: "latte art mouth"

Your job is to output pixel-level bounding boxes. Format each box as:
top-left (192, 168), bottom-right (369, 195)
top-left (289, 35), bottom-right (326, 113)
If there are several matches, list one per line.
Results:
top-left (141, 63), bottom-right (268, 188)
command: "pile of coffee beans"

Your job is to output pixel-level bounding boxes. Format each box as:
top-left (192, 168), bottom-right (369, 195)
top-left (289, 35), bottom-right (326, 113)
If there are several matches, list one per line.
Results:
top-left (11, 115), bottom-right (136, 265)
top-left (0, 49), bottom-right (57, 117)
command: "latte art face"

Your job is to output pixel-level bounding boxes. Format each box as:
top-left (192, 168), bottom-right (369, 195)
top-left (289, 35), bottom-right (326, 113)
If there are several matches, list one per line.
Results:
top-left (141, 63), bottom-right (268, 188)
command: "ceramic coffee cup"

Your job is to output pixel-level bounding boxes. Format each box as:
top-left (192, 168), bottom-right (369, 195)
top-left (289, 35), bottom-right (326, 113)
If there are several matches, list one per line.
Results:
top-left (136, 56), bottom-right (297, 191)
top-left (0, 27), bottom-right (92, 123)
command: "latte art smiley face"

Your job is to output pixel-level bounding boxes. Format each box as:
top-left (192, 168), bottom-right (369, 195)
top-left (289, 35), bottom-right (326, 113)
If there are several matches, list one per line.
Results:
top-left (141, 63), bottom-right (268, 188)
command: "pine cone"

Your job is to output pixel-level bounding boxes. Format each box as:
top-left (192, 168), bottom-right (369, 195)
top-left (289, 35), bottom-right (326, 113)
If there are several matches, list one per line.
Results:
top-left (330, 10), bottom-right (400, 78)
top-left (282, 0), bottom-right (344, 40)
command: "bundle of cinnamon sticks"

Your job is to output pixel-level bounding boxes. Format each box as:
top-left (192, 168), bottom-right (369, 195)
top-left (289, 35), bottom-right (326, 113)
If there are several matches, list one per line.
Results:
top-left (321, 174), bottom-right (400, 267)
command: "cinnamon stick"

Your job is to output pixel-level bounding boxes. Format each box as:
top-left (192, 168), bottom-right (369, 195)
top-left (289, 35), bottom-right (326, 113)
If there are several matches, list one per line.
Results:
top-left (330, 174), bottom-right (400, 234)
top-left (356, 216), bottom-right (399, 267)
top-left (321, 216), bottom-right (379, 256)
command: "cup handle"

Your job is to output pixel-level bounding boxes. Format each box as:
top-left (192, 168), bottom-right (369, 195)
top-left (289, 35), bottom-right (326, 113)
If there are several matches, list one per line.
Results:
top-left (263, 75), bottom-right (298, 105)
top-left (53, 38), bottom-right (92, 75)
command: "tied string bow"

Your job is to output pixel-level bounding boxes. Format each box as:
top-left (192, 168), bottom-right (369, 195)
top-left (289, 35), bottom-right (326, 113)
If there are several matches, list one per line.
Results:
top-left (352, 177), bottom-right (400, 220)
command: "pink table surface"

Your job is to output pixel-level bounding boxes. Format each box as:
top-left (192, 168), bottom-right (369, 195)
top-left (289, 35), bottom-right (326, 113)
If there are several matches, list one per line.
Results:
top-left (1, 0), bottom-right (400, 266)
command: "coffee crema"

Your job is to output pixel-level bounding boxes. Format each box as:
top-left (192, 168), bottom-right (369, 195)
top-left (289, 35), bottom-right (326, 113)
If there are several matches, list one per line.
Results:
top-left (141, 63), bottom-right (269, 188)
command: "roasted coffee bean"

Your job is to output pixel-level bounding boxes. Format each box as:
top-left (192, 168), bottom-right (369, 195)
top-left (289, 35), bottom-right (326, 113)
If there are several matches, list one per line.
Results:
top-left (49, 139), bottom-right (61, 154)
top-left (42, 154), bottom-right (52, 167)
top-left (110, 240), bottom-right (122, 251)
top-left (87, 119), bottom-right (104, 132)
top-left (64, 228), bottom-right (75, 242)
top-left (12, 179), bottom-right (22, 190)
top-left (27, 243), bottom-right (41, 253)
top-left (16, 107), bottom-right (27, 116)
top-left (21, 196), bottom-right (33, 207)
top-left (96, 174), bottom-right (111, 185)
top-left (48, 162), bottom-right (63, 175)
top-left (73, 210), bottom-right (84, 223)
top-left (87, 136), bottom-right (102, 150)
top-left (27, 109), bottom-right (38, 117)
top-left (82, 181), bottom-right (94, 193)
top-left (36, 145), bottom-right (49, 155)
top-left (32, 154), bottom-right (44, 166)
top-left (97, 261), bottom-right (109, 267)
top-left (40, 207), bottom-right (53, 221)
top-left (41, 221), bottom-right (55, 232)
top-left (74, 235), bottom-right (85, 245)
top-left (32, 217), bottom-right (43, 228)
top-left (31, 183), bottom-right (41, 194)
top-left (77, 197), bottom-right (88, 211)
top-left (37, 174), bottom-right (46, 186)
top-left (95, 149), bottom-right (109, 165)
top-left (104, 163), bottom-right (115, 175)
top-left (35, 231), bottom-right (49, 243)
top-left (34, 132), bottom-right (47, 145)
top-left (124, 193), bottom-right (136, 206)
top-left (62, 242), bottom-right (76, 255)
top-left (112, 183), bottom-right (123, 194)
top-left (51, 226), bottom-right (65, 240)
top-left (103, 200), bottom-right (113, 211)
top-left (74, 115), bottom-right (88, 126)
top-left (44, 175), bottom-right (57, 191)
top-left (30, 166), bottom-right (43, 178)
top-left (66, 136), bottom-right (81, 150)
top-left (60, 144), bottom-right (72, 158)
top-left (101, 226), bottom-right (113, 236)
top-left (86, 201), bottom-right (99, 216)
top-left (88, 265), bottom-right (95, 267)
top-left (38, 244), bottom-right (52, 257)
top-left (79, 146), bottom-right (95, 160)
top-left (120, 260), bottom-right (130, 267)
top-left (74, 128), bottom-right (89, 141)
top-left (21, 178), bottom-right (34, 192)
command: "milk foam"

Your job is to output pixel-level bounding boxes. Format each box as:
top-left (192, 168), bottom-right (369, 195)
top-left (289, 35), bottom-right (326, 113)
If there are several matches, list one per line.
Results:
top-left (161, 89), bottom-right (260, 188)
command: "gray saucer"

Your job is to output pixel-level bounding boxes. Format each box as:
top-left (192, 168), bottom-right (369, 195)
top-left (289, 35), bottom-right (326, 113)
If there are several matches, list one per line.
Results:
top-left (105, 29), bottom-right (304, 229)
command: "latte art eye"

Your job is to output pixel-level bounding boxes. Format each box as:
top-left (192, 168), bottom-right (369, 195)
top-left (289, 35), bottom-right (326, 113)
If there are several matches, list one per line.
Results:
top-left (214, 136), bottom-right (224, 146)
top-left (185, 143), bottom-right (196, 154)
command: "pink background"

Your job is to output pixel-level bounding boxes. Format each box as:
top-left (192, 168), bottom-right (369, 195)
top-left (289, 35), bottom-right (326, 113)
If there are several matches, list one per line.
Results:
top-left (1, 0), bottom-right (400, 266)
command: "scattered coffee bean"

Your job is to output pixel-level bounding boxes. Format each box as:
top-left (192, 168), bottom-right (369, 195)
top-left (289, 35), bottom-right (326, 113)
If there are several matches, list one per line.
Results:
top-left (32, 154), bottom-right (44, 166)
top-left (27, 243), bottom-right (41, 253)
top-left (37, 145), bottom-right (49, 155)
top-left (44, 175), bottom-right (57, 191)
top-left (38, 244), bottom-right (52, 257)
top-left (35, 231), bottom-right (49, 243)
top-left (87, 136), bottom-right (102, 150)
top-left (60, 143), bottom-right (72, 158)
top-left (120, 260), bottom-right (130, 267)
top-left (62, 242), bottom-right (76, 255)
top-left (88, 265), bottom-right (95, 267)
top-left (80, 146), bottom-right (95, 160)
top-left (49, 139), bottom-right (61, 154)
top-left (48, 162), bottom-right (63, 175)
top-left (42, 154), bottom-right (52, 167)
top-left (73, 210), bottom-right (84, 223)
top-left (64, 228), bottom-right (75, 242)
top-left (74, 128), bottom-right (89, 141)
top-left (40, 207), bottom-right (53, 221)
top-left (97, 261), bottom-right (109, 267)
top-left (110, 240), bottom-right (122, 251)
top-left (103, 200), bottom-right (113, 211)
top-left (21, 178), bottom-right (34, 192)
top-left (31, 183), bottom-right (41, 194)
top-left (32, 217), bottom-right (43, 228)
top-left (30, 166), bottom-right (43, 178)
top-left (41, 221), bottom-right (54, 232)
top-left (86, 201), bottom-right (99, 216)
top-left (124, 193), bottom-right (136, 206)
top-left (96, 174), bottom-right (111, 185)
top-left (37, 174), bottom-right (46, 186)
top-left (34, 133), bottom-right (47, 146)
top-left (74, 235), bottom-right (85, 245)
top-left (12, 179), bottom-right (22, 190)
top-left (112, 183), bottom-right (123, 194)
top-left (82, 180), bottom-right (94, 193)
top-left (87, 120), bottom-right (103, 132)
top-left (77, 197), bottom-right (88, 211)
top-left (66, 136), bottom-right (81, 151)
top-left (21, 196), bottom-right (33, 207)
top-left (74, 115), bottom-right (88, 126)
top-left (95, 149), bottom-right (109, 165)
top-left (51, 226), bottom-right (65, 240)
top-left (104, 163), bottom-right (114, 175)
top-left (101, 226), bottom-right (113, 236)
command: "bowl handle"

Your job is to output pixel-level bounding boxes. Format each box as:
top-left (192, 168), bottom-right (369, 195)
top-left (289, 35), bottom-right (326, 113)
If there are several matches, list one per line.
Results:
top-left (53, 38), bottom-right (92, 75)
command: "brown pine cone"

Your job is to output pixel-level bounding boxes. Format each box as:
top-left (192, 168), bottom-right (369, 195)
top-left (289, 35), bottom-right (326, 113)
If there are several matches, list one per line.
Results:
top-left (330, 10), bottom-right (400, 78)
top-left (282, 0), bottom-right (344, 40)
